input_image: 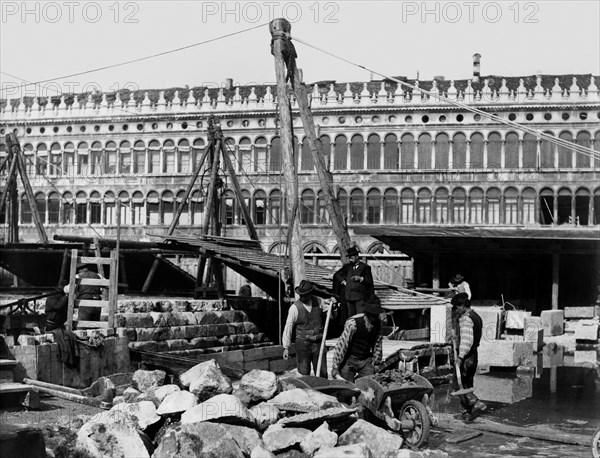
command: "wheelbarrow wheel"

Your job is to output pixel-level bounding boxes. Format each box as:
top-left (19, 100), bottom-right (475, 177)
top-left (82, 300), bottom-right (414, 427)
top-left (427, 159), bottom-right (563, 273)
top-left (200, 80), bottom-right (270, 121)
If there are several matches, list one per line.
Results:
top-left (397, 400), bottom-right (431, 448)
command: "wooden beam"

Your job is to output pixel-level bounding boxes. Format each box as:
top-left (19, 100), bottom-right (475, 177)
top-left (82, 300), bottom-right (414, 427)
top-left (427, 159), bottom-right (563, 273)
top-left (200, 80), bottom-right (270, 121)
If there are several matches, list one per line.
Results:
top-left (141, 254), bottom-right (162, 293)
top-left (552, 251), bottom-right (559, 310)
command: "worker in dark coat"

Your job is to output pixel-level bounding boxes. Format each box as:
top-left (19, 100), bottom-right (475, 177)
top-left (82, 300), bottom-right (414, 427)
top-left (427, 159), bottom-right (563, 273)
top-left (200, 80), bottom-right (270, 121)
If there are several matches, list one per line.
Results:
top-left (76, 263), bottom-right (102, 300)
top-left (45, 282), bottom-right (69, 331)
top-left (282, 280), bottom-right (335, 377)
top-left (339, 246), bottom-right (374, 316)
top-left (452, 292), bottom-right (487, 421)
top-left (238, 279), bottom-right (252, 297)
top-left (331, 295), bottom-right (384, 382)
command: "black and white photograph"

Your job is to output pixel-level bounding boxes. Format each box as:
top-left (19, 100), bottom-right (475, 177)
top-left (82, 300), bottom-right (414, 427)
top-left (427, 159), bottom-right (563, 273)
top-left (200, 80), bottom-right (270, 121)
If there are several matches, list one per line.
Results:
top-left (1, 1), bottom-right (599, 456)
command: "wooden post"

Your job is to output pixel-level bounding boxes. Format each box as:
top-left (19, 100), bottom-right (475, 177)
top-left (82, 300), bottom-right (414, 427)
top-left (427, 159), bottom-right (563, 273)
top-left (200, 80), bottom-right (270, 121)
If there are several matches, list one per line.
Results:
top-left (142, 254), bottom-right (162, 293)
top-left (551, 251), bottom-right (559, 310)
top-left (66, 249), bottom-right (78, 331)
top-left (270, 18), bottom-right (306, 289)
top-left (108, 250), bottom-right (117, 328)
top-left (59, 249), bottom-right (70, 285)
top-left (292, 67), bottom-right (351, 263)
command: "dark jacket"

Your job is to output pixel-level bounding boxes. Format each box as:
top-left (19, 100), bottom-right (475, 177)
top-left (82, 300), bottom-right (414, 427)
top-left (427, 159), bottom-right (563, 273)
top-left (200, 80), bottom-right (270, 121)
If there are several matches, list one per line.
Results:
top-left (45, 294), bottom-right (68, 327)
top-left (293, 297), bottom-right (324, 342)
top-left (345, 261), bottom-right (374, 301)
top-left (77, 269), bottom-right (102, 299)
top-left (348, 315), bottom-right (381, 360)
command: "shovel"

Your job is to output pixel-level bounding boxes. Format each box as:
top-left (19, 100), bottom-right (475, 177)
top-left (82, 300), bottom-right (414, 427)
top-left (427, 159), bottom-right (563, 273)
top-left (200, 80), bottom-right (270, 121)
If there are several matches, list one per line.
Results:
top-left (316, 298), bottom-right (335, 378)
top-left (450, 340), bottom-right (474, 397)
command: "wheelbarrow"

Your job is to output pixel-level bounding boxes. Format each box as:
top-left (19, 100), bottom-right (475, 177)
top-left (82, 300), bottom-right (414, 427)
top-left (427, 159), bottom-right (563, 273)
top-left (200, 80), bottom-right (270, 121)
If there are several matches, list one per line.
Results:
top-left (355, 370), bottom-right (435, 448)
top-left (284, 375), bottom-right (362, 405)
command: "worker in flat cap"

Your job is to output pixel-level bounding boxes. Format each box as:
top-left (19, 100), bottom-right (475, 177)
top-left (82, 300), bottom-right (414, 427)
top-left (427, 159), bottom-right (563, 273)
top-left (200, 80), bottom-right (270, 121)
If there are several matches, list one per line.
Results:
top-left (334, 245), bottom-right (374, 318)
top-left (282, 279), bottom-right (336, 377)
top-left (331, 294), bottom-right (385, 382)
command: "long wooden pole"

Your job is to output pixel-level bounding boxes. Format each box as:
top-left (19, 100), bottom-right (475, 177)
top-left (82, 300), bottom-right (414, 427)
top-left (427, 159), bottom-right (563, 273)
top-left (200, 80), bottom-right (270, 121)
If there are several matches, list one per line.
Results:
top-left (292, 67), bottom-right (351, 263)
top-left (270, 18), bottom-right (305, 290)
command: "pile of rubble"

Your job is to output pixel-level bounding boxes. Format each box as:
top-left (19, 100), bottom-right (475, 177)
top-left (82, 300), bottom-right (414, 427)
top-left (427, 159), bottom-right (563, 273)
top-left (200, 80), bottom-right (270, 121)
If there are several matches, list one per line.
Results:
top-left (72, 361), bottom-right (447, 458)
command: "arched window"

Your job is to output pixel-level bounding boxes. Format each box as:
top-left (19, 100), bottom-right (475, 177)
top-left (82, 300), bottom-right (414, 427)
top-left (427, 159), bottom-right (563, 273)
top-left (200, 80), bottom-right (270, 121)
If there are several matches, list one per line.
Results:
top-left (366, 189), bottom-right (381, 224)
top-left (417, 134), bottom-right (432, 169)
top-left (400, 133), bottom-right (415, 170)
top-left (171, 190), bottom-right (188, 225)
top-left (75, 191), bottom-right (87, 224)
top-left (239, 189), bottom-right (251, 225)
top-left (253, 190), bottom-right (266, 225)
top-left (90, 141), bottom-right (103, 175)
top-left (21, 194), bottom-right (32, 224)
top-left (304, 242), bottom-right (326, 255)
top-left (177, 139), bottom-right (190, 174)
top-left (224, 137), bottom-right (236, 169)
top-left (104, 191), bottom-right (116, 225)
top-left (400, 188), bottom-right (414, 223)
top-left (540, 188), bottom-right (554, 225)
top-left (255, 137), bottom-right (267, 172)
top-left (334, 135), bottom-right (347, 170)
top-left (470, 133), bottom-right (484, 168)
top-left (540, 132), bottom-right (555, 168)
top-left (190, 189), bottom-right (204, 225)
top-left (383, 134), bottom-right (398, 170)
top-left (133, 140), bottom-right (146, 174)
top-left (269, 242), bottom-right (288, 255)
top-left (316, 190), bottom-right (328, 224)
top-left (62, 191), bottom-right (73, 224)
top-left (47, 192), bottom-right (59, 223)
top-left (270, 137), bottom-right (282, 171)
top-left (119, 141), bottom-right (131, 174)
top-left (522, 188), bottom-right (536, 224)
top-left (161, 190), bottom-right (174, 225)
top-left (162, 140), bottom-right (175, 174)
top-left (486, 187), bottom-right (501, 224)
top-left (594, 187), bottom-right (600, 225)
top-left (350, 135), bottom-right (364, 170)
top-left (300, 189), bottom-right (315, 224)
top-left (522, 134), bottom-right (537, 168)
top-left (417, 188), bottom-right (432, 223)
top-left (435, 133), bottom-right (449, 169)
top-left (36, 143), bottom-right (48, 175)
top-left (469, 188), bottom-right (484, 224)
top-left (505, 132), bottom-right (519, 168)
top-left (23, 143), bottom-right (35, 176)
top-left (34, 191), bottom-right (46, 223)
top-left (504, 187), bottom-right (519, 224)
top-left (301, 137), bottom-right (313, 171)
top-left (146, 190), bottom-right (159, 225)
top-left (366, 134), bottom-right (380, 169)
top-left (558, 132), bottom-right (573, 168)
top-left (132, 191), bottom-right (144, 225)
top-left (90, 191), bottom-right (101, 224)
top-left (237, 137), bottom-right (251, 172)
top-left (319, 135), bottom-right (331, 170)
top-left (222, 190), bottom-right (234, 225)
top-left (192, 138), bottom-right (205, 168)
top-left (338, 188), bottom-right (348, 223)
top-left (148, 140), bottom-right (160, 173)
top-left (49, 142), bottom-right (62, 176)
top-left (453, 133), bottom-right (467, 169)
top-left (487, 133), bottom-right (502, 168)
top-left (452, 188), bottom-right (466, 223)
top-left (105, 141), bottom-right (117, 174)
top-left (434, 188), bottom-right (449, 223)
top-left (557, 187), bottom-right (572, 224)
top-left (383, 188), bottom-right (398, 224)
top-left (575, 188), bottom-right (590, 225)
top-left (350, 188), bottom-right (364, 223)
top-left (576, 132), bottom-right (591, 168)
top-left (118, 191), bottom-right (131, 225)
top-left (268, 189), bottom-right (282, 225)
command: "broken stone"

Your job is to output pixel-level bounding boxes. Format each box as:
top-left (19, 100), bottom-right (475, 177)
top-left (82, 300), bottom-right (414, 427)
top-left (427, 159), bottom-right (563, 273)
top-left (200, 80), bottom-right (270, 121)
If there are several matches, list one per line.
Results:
top-left (109, 400), bottom-right (161, 430)
top-left (300, 421), bottom-right (338, 456)
top-left (227, 424), bottom-right (264, 455)
top-left (251, 445), bottom-right (276, 458)
top-left (181, 393), bottom-right (255, 426)
top-left (112, 396), bottom-right (124, 406)
top-left (22, 390), bottom-right (41, 410)
top-left (250, 402), bottom-right (282, 430)
top-left (313, 443), bottom-right (373, 458)
top-left (338, 419), bottom-right (403, 457)
top-left (153, 384), bottom-right (180, 403)
top-left (239, 369), bottom-right (279, 402)
top-left (278, 406), bottom-right (357, 428)
top-left (157, 390), bottom-right (198, 416)
top-left (83, 376), bottom-right (116, 402)
top-left (131, 369), bottom-right (166, 393)
top-left (179, 360), bottom-right (232, 401)
top-left (134, 391), bottom-right (161, 408)
top-left (232, 386), bottom-right (253, 405)
top-left (269, 388), bottom-right (343, 412)
top-left (153, 421), bottom-right (244, 458)
top-left (262, 424), bottom-right (311, 453)
top-left (76, 419), bottom-right (151, 458)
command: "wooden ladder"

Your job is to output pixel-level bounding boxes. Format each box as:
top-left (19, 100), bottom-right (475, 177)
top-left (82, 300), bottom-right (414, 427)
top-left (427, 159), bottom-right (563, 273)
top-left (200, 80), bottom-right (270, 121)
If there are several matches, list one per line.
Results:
top-left (66, 249), bottom-right (117, 330)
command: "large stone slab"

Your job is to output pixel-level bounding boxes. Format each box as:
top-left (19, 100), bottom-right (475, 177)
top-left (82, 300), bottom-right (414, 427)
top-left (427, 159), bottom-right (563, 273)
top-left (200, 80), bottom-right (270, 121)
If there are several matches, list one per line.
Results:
top-left (152, 422), bottom-right (244, 458)
top-left (314, 443), bottom-right (373, 458)
top-left (277, 406), bottom-right (357, 428)
top-left (268, 388), bottom-right (343, 412)
top-left (262, 424), bottom-right (311, 453)
top-left (472, 306), bottom-right (503, 340)
top-left (478, 340), bottom-right (534, 367)
top-left (505, 311), bottom-right (531, 330)
top-left (157, 390), bottom-right (198, 415)
top-left (180, 360), bottom-right (232, 401)
top-left (109, 400), bottom-right (161, 430)
top-left (338, 419), bottom-right (403, 457)
top-left (239, 369), bottom-right (279, 402)
top-left (181, 393), bottom-right (255, 426)
top-left (574, 320), bottom-right (599, 341)
top-left (541, 310), bottom-right (564, 337)
top-left (300, 421), bottom-right (338, 456)
top-left (132, 369), bottom-right (166, 393)
top-left (76, 418), bottom-right (151, 458)
top-left (429, 304), bottom-right (452, 343)
top-left (474, 373), bottom-right (533, 404)
top-left (153, 384), bottom-right (180, 403)
top-left (564, 306), bottom-right (598, 319)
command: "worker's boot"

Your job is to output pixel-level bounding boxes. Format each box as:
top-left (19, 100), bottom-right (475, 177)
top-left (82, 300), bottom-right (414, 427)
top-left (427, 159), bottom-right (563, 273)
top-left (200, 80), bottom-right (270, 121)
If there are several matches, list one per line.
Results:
top-left (466, 400), bottom-right (487, 422)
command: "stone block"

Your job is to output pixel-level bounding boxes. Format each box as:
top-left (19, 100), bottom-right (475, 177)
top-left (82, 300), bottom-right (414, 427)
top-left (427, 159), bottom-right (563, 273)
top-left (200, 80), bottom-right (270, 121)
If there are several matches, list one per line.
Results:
top-left (36, 344), bottom-right (52, 382)
top-left (574, 320), bottom-right (599, 342)
top-left (564, 306), bottom-right (597, 319)
top-left (472, 306), bottom-right (503, 340)
top-left (128, 341), bottom-right (158, 352)
top-left (541, 310), bottom-right (564, 336)
top-left (166, 339), bottom-right (190, 351)
top-left (564, 320), bottom-right (577, 333)
top-left (430, 304), bottom-right (452, 343)
top-left (184, 325), bottom-right (206, 339)
top-left (478, 339), bottom-right (535, 367)
top-left (573, 350), bottom-right (599, 366)
top-left (542, 343), bottom-right (564, 368)
top-left (474, 373), bottom-right (533, 404)
top-left (505, 311), bottom-right (531, 330)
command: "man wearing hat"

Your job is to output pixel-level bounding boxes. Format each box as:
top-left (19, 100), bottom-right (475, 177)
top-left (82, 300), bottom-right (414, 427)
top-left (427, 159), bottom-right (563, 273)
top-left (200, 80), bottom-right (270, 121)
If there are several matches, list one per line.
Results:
top-left (337, 246), bottom-right (374, 317)
top-left (448, 273), bottom-right (471, 299)
top-left (331, 295), bottom-right (385, 382)
top-left (282, 280), bottom-right (335, 377)
top-left (451, 292), bottom-right (487, 421)
top-left (45, 281), bottom-right (69, 331)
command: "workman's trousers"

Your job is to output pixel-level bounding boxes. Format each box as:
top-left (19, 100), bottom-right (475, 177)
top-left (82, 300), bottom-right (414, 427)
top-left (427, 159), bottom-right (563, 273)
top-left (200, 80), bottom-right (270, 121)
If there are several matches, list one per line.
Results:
top-left (456, 352), bottom-right (480, 411)
top-left (347, 299), bottom-right (366, 317)
top-left (295, 339), bottom-right (328, 378)
top-left (340, 355), bottom-right (376, 382)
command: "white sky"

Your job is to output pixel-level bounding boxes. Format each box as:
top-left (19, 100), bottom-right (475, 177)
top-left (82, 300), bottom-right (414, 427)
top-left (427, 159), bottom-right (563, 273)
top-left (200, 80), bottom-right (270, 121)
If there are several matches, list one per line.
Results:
top-left (1, 0), bottom-right (599, 98)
